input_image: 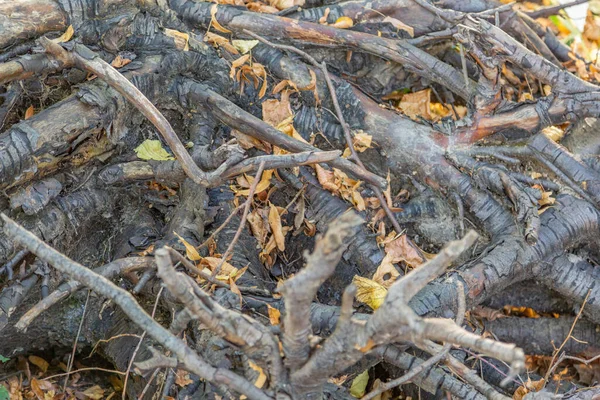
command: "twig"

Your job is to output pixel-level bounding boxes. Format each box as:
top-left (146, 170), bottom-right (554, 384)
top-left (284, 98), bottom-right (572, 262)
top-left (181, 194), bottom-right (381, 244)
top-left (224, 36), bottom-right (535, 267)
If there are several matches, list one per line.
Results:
top-left (63, 290), bottom-right (90, 396)
top-left (243, 30), bottom-right (403, 235)
top-left (544, 290), bottom-right (592, 383)
top-left (137, 367), bottom-right (161, 400)
top-left (2, 213), bottom-right (271, 400)
top-left (44, 367), bottom-right (127, 380)
top-left (526, 0), bottom-right (589, 19)
top-left (39, 39), bottom-right (214, 186)
top-left (122, 286), bottom-right (164, 400)
top-left (212, 161), bottom-right (265, 277)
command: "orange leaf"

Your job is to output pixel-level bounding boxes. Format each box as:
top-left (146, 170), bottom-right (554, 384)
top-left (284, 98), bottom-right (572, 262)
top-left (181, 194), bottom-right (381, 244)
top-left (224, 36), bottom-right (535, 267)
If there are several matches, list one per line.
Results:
top-left (210, 4), bottom-right (232, 33)
top-left (331, 16), bottom-right (353, 29)
top-left (24, 105), bottom-right (34, 120)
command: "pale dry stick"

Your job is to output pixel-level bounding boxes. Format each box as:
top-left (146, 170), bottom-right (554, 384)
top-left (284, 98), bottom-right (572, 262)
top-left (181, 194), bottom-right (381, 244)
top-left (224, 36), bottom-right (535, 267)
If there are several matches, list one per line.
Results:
top-left (212, 161), bottom-right (266, 277)
top-left (137, 367), bottom-right (161, 400)
top-left (39, 39), bottom-right (212, 186)
top-left (243, 30), bottom-right (405, 236)
top-left (62, 290), bottom-right (90, 397)
top-left (1, 214), bottom-right (270, 400)
top-left (544, 290), bottom-right (592, 383)
top-left (122, 286), bottom-right (164, 400)
top-left (44, 368), bottom-right (127, 381)
top-left (362, 281), bottom-right (466, 400)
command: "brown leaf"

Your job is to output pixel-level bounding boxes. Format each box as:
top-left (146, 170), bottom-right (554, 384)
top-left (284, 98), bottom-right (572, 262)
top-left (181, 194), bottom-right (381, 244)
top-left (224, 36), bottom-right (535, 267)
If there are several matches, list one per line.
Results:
top-left (28, 356), bottom-right (49, 373)
top-left (471, 306), bottom-right (506, 321)
top-left (30, 378), bottom-right (44, 400)
top-left (210, 4), bottom-right (232, 33)
top-left (314, 164), bottom-right (338, 192)
top-left (204, 32), bottom-right (239, 54)
top-left (24, 106), bottom-right (34, 120)
top-left (262, 97), bottom-right (293, 127)
top-left (372, 258), bottom-right (400, 288)
top-left (175, 369), bottom-right (193, 387)
top-left (384, 234), bottom-right (424, 268)
top-left (110, 55), bottom-right (132, 68)
top-left (268, 203), bottom-right (286, 251)
top-left (294, 195), bottom-right (305, 230)
top-left (398, 89), bottom-right (432, 121)
top-left (231, 129), bottom-right (271, 153)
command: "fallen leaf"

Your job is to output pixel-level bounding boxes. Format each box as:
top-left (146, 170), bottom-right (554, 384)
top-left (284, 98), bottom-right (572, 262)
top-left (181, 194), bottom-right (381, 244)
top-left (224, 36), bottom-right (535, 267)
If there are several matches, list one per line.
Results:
top-left (398, 89), bottom-right (432, 121)
top-left (135, 139), bottom-right (175, 161)
top-left (28, 356), bottom-right (48, 373)
top-left (471, 306), bottom-right (506, 321)
top-left (248, 361), bottom-right (267, 388)
top-left (24, 106), bottom-right (34, 120)
top-left (266, 304), bottom-right (281, 325)
top-left (110, 55), bottom-right (132, 68)
top-left (204, 32), bottom-right (239, 54)
top-left (353, 132), bottom-right (372, 152)
top-left (232, 39), bottom-right (259, 54)
top-left (314, 164), bottom-right (338, 192)
top-left (372, 258), bottom-right (400, 288)
top-left (210, 4), bottom-right (232, 33)
top-left (175, 369), bottom-right (193, 387)
top-left (384, 234), bottom-right (424, 269)
top-left (174, 232), bottom-right (201, 261)
top-left (349, 369), bottom-right (369, 398)
top-left (328, 375), bottom-right (348, 385)
top-left (269, 203), bottom-right (286, 251)
top-left (504, 305), bottom-right (541, 319)
top-left (164, 28), bottom-right (190, 51)
top-left (382, 16), bottom-right (414, 37)
top-left (262, 97), bottom-right (293, 127)
top-left (331, 16), bottom-right (353, 29)
top-left (235, 169), bottom-right (273, 196)
top-left (51, 25), bottom-right (74, 43)
top-left (82, 385), bottom-right (104, 400)
top-left (353, 276), bottom-right (387, 310)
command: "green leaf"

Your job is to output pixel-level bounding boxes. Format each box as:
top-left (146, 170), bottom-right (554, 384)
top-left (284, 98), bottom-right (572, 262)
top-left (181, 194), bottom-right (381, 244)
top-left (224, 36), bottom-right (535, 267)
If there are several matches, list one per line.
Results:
top-left (232, 40), bottom-right (259, 54)
top-left (135, 139), bottom-right (175, 161)
top-left (0, 355), bottom-right (8, 363)
top-left (350, 369), bottom-right (369, 398)
top-left (0, 385), bottom-right (8, 400)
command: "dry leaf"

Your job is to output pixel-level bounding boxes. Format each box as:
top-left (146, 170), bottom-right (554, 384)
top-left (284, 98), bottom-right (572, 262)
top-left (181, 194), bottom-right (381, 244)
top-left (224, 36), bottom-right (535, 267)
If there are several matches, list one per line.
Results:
top-left (353, 276), bottom-right (387, 310)
top-left (235, 169), bottom-right (273, 196)
top-left (28, 356), bottom-right (48, 373)
top-left (204, 32), bottom-right (239, 54)
top-left (247, 2), bottom-right (280, 13)
top-left (266, 304), bottom-right (281, 325)
top-left (82, 385), bottom-right (104, 400)
top-left (24, 105), bottom-right (34, 120)
top-left (210, 4), bottom-right (232, 33)
top-left (30, 378), bottom-right (44, 400)
top-left (110, 55), bottom-right (132, 68)
top-left (294, 195), bottom-right (305, 230)
top-left (471, 306), bottom-right (506, 321)
top-left (262, 97), bottom-right (293, 127)
top-left (331, 16), bottom-right (354, 29)
top-left (269, 203), bottom-right (286, 251)
top-left (174, 232), bottom-right (201, 261)
top-left (372, 258), bottom-right (400, 288)
top-left (398, 89), bottom-right (432, 120)
top-left (164, 28), bottom-right (190, 51)
top-left (382, 16), bottom-right (414, 37)
top-left (314, 164), bottom-right (338, 192)
top-left (248, 361), bottom-right (267, 389)
top-left (51, 25), bottom-right (74, 43)
top-left (230, 54), bottom-right (251, 78)
top-left (232, 39), bottom-right (259, 54)
top-left (175, 369), bottom-right (193, 387)
top-left (384, 234), bottom-right (424, 268)
top-left (504, 305), bottom-right (541, 319)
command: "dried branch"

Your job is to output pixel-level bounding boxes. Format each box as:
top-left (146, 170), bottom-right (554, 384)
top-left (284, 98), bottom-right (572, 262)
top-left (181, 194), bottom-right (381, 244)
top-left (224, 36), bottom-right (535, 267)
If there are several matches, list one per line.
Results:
top-left (39, 39), bottom-right (217, 186)
top-left (1, 213), bottom-right (271, 400)
top-left (281, 211), bottom-right (363, 371)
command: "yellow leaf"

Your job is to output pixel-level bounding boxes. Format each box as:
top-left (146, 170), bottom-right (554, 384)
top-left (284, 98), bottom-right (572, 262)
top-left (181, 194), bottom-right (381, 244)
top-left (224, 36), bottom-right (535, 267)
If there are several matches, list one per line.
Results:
top-left (51, 25), bottom-right (74, 43)
top-left (82, 385), bottom-right (104, 400)
top-left (175, 369), bottom-right (193, 387)
top-left (204, 32), bottom-right (239, 54)
top-left (24, 105), bottom-right (34, 120)
top-left (269, 203), bottom-right (286, 251)
top-left (353, 276), bottom-right (387, 310)
top-left (135, 139), bottom-right (175, 161)
top-left (232, 40), bottom-right (259, 54)
top-left (164, 28), bottom-right (190, 51)
top-left (174, 232), bottom-right (201, 261)
top-left (236, 169), bottom-right (273, 196)
top-left (210, 4), bottom-right (232, 33)
top-left (248, 361), bottom-right (267, 389)
top-left (331, 16), bottom-right (353, 29)
top-left (200, 257), bottom-right (240, 280)
top-left (266, 304), bottom-right (281, 325)
top-left (542, 126), bottom-right (565, 142)
top-left (382, 16), bottom-right (414, 37)
top-left (350, 369), bottom-right (369, 398)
